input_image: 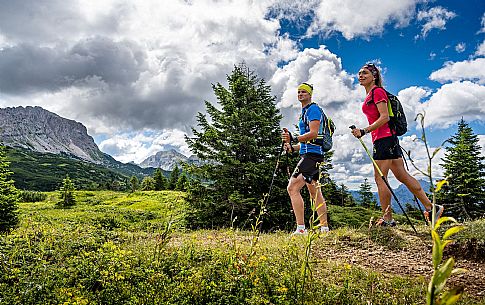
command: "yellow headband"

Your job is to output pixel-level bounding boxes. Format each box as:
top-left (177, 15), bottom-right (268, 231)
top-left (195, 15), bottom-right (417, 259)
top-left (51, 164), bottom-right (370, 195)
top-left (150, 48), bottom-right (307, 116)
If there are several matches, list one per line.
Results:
top-left (298, 83), bottom-right (313, 96)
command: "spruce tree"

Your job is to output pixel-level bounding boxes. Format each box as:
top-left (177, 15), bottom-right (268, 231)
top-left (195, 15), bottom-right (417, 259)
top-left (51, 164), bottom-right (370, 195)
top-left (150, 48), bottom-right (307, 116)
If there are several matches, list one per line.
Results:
top-left (0, 146), bottom-right (19, 232)
top-left (153, 168), bottom-right (167, 191)
top-left (168, 165), bottom-right (180, 190)
top-left (141, 177), bottom-right (156, 191)
top-left (57, 175), bottom-right (76, 207)
top-left (176, 173), bottom-right (188, 191)
top-left (358, 178), bottom-right (377, 209)
top-left (130, 176), bottom-right (139, 192)
top-left (438, 119), bottom-right (485, 220)
top-left (185, 64), bottom-right (290, 230)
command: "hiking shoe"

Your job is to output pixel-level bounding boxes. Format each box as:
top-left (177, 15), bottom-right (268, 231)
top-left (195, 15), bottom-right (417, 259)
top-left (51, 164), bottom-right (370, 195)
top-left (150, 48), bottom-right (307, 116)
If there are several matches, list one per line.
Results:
top-left (291, 228), bottom-right (307, 235)
top-left (424, 204), bottom-right (444, 225)
top-left (375, 218), bottom-right (396, 227)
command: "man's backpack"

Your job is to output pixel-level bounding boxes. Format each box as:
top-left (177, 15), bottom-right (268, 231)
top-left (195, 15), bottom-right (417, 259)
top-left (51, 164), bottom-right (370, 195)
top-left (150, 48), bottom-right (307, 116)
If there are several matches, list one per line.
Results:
top-left (371, 87), bottom-right (407, 136)
top-left (301, 103), bottom-right (336, 152)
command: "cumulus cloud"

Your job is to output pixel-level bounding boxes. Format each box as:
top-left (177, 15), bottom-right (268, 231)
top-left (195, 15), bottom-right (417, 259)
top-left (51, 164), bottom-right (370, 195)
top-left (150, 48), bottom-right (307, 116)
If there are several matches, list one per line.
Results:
top-left (396, 86), bottom-right (432, 129)
top-left (416, 6), bottom-right (456, 39)
top-left (0, 38), bottom-right (147, 94)
top-left (307, 0), bottom-right (418, 39)
top-left (476, 40), bottom-right (485, 56)
top-left (429, 58), bottom-right (485, 84)
top-left (420, 81), bottom-right (485, 128)
top-left (99, 129), bottom-right (191, 164)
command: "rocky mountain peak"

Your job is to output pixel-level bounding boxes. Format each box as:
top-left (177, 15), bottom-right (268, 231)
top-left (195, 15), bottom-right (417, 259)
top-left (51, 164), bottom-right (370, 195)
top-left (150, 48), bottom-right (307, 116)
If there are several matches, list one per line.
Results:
top-left (139, 148), bottom-right (190, 171)
top-left (0, 106), bottom-right (105, 163)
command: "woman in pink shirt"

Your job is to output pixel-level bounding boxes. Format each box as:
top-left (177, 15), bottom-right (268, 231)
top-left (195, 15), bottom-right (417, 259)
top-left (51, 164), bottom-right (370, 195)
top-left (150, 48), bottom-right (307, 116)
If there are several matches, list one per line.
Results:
top-left (351, 63), bottom-right (443, 227)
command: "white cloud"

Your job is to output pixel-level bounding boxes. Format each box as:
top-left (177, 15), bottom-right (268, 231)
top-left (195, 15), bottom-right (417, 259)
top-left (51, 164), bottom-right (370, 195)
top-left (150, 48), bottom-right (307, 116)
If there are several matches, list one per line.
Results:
top-left (307, 0), bottom-right (418, 39)
top-left (396, 86), bottom-right (432, 129)
top-left (429, 58), bottom-right (485, 84)
top-left (476, 40), bottom-right (485, 57)
top-left (420, 81), bottom-right (485, 128)
top-left (479, 135), bottom-right (485, 157)
top-left (99, 129), bottom-right (191, 164)
top-left (478, 12), bottom-right (485, 34)
top-left (416, 6), bottom-right (456, 39)
top-left (455, 42), bottom-right (466, 53)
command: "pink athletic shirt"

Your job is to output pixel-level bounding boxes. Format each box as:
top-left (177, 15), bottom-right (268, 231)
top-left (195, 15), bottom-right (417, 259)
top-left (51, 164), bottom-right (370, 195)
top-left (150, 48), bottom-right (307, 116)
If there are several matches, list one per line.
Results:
top-left (362, 86), bottom-right (393, 142)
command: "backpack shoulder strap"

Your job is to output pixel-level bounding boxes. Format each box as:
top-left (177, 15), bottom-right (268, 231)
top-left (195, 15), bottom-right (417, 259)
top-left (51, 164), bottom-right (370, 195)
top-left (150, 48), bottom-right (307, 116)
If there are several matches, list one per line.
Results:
top-left (302, 102), bottom-right (317, 126)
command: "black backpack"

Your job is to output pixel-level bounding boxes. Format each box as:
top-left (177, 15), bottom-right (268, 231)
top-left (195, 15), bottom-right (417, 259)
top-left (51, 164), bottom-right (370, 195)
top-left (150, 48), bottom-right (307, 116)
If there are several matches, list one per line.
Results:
top-left (301, 103), bottom-right (336, 152)
top-left (371, 87), bottom-right (407, 136)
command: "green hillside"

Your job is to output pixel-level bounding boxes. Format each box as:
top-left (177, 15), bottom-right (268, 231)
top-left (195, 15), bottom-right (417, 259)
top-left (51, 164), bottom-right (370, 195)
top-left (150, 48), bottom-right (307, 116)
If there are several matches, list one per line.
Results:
top-left (1, 190), bottom-right (483, 304)
top-left (4, 146), bottom-right (158, 191)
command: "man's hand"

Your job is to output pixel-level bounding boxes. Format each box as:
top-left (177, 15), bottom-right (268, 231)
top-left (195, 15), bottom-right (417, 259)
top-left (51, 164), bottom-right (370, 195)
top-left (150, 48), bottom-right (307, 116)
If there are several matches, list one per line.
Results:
top-left (281, 128), bottom-right (291, 143)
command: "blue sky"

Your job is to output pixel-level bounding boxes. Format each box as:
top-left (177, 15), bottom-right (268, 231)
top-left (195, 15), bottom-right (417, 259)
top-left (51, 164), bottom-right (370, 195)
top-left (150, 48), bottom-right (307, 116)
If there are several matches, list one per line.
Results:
top-left (0, 0), bottom-right (483, 189)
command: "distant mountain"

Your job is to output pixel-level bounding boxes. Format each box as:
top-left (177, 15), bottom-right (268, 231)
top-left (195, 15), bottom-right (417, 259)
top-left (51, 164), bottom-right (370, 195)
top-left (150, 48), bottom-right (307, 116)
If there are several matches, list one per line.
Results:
top-left (350, 180), bottom-right (432, 214)
top-left (0, 106), bottom-right (105, 163)
top-left (0, 106), bottom-right (160, 190)
top-left (389, 180), bottom-right (432, 213)
top-left (139, 149), bottom-right (200, 171)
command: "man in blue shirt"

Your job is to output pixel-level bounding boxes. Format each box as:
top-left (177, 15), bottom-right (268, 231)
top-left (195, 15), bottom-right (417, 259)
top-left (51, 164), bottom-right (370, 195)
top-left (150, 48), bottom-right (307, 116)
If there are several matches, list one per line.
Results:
top-left (282, 83), bottom-right (329, 235)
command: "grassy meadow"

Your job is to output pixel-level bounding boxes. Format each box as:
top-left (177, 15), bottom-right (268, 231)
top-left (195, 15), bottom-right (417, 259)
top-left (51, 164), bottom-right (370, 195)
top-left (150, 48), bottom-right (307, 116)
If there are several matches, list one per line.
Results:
top-left (1, 190), bottom-right (484, 305)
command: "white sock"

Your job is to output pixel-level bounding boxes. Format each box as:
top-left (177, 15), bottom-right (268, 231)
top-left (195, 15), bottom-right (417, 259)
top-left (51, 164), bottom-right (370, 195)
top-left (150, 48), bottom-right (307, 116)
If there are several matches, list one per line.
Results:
top-left (320, 226), bottom-right (329, 232)
top-left (296, 224), bottom-right (306, 231)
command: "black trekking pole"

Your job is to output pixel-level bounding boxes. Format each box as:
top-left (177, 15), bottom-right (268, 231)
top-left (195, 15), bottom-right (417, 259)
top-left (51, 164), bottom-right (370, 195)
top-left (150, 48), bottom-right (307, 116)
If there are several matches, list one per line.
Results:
top-left (400, 147), bottom-right (429, 225)
top-left (349, 125), bottom-right (418, 233)
top-left (265, 141), bottom-right (285, 206)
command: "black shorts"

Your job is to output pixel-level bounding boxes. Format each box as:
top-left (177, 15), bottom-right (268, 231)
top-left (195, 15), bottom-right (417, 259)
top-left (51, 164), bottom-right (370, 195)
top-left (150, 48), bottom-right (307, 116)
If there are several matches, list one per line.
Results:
top-left (373, 136), bottom-right (402, 160)
top-left (292, 153), bottom-right (324, 184)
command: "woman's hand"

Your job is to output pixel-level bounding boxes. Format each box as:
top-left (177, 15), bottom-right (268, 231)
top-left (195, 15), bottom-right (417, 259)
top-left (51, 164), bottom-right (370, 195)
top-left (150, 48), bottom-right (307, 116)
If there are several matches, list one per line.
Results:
top-left (351, 127), bottom-right (363, 138)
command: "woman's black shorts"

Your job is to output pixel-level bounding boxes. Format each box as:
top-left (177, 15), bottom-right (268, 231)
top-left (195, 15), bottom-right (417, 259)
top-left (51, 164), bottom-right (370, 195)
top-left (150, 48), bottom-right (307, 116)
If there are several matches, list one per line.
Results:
top-left (373, 136), bottom-right (402, 160)
top-left (292, 153), bottom-right (324, 184)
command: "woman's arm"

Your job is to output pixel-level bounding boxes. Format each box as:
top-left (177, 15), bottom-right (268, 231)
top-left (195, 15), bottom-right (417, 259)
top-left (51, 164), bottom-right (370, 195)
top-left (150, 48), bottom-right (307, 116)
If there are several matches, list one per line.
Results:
top-left (366, 102), bottom-right (389, 133)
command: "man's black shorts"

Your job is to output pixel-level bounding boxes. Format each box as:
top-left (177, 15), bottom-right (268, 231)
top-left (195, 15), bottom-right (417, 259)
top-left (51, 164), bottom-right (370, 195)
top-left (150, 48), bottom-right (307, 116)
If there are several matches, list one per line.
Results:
top-left (373, 136), bottom-right (402, 160)
top-left (292, 153), bottom-right (324, 184)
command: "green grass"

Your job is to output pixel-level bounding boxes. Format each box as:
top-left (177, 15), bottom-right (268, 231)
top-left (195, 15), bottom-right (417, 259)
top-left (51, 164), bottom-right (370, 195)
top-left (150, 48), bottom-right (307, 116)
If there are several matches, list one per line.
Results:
top-left (0, 191), bottom-right (483, 305)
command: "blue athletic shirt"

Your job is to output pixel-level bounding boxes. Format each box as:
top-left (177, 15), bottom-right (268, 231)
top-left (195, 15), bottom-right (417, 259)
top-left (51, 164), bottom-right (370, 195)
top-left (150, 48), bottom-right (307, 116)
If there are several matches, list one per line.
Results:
top-left (298, 103), bottom-right (324, 155)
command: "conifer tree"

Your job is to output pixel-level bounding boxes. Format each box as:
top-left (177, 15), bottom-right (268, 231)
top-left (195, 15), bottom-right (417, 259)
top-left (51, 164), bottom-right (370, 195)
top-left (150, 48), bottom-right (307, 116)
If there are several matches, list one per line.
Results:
top-left (0, 146), bottom-right (19, 232)
top-left (176, 173), bottom-right (188, 191)
top-left (153, 168), bottom-right (167, 191)
top-left (438, 119), bottom-right (485, 220)
top-left (168, 165), bottom-right (180, 190)
top-left (141, 177), bottom-right (156, 191)
top-left (185, 64), bottom-right (290, 230)
top-left (57, 175), bottom-right (76, 207)
top-left (358, 178), bottom-right (377, 209)
top-left (130, 176), bottom-right (139, 192)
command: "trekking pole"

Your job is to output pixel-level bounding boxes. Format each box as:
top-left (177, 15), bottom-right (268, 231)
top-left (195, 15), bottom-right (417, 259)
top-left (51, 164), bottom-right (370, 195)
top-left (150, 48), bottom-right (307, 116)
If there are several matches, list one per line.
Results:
top-left (265, 141), bottom-right (285, 206)
top-left (349, 125), bottom-right (418, 233)
top-left (400, 147), bottom-right (429, 225)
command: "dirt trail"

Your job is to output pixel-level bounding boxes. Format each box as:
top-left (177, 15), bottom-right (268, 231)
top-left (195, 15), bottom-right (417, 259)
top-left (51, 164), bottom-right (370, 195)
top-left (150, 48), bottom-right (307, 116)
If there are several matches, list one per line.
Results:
top-left (313, 231), bottom-right (485, 300)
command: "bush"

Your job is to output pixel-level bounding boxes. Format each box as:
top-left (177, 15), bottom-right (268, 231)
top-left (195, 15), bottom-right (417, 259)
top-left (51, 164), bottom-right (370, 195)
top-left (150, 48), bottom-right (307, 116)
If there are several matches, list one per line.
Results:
top-left (19, 190), bottom-right (47, 202)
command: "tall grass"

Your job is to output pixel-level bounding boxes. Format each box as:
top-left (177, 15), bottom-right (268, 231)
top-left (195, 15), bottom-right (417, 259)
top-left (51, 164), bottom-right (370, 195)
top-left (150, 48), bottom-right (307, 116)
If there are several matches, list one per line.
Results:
top-left (1, 190), bottom-right (482, 304)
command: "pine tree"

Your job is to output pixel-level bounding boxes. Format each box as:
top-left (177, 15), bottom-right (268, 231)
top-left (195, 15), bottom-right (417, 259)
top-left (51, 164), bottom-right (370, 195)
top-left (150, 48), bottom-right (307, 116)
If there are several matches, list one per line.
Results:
top-left (185, 64), bottom-right (289, 230)
top-left (141, 177), bottom-right (156, 191)
top-left (57, 175), bottom-right (76, 207)
top-left (438, 119), bottom-right (485, 220)
top-left (153, 168), bottom-right (167, 191)
top-left (338, 183), bottom-right (354, 207)
top-left (168, 165), bottom-right (180, 190)
top-left (358, 178), bottom-right (377, 209)
top-left (0, 146), bottom-right (19, 232)
top-left (176, 173), bottom-right (188, 191)
top-left (130, 176), bottom-right (139, 192)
